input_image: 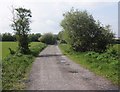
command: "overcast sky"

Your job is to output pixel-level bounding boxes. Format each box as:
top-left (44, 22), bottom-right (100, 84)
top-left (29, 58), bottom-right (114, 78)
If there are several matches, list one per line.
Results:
top-left (0, 0), bottom-right (119, 37)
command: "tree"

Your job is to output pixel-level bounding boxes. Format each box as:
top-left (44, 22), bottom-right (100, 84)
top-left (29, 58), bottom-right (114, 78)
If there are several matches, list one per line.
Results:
top-left (61, 8), bottom-right (114, 52)
top-left (38, 33), bottom-right (56, 45)
top-left (11, 7), bottom-right (32, 54)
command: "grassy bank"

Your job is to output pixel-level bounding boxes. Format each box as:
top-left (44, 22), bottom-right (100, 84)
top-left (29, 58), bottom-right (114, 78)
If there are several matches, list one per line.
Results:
top-left (59, 44), bottom-right (119, 86)
top-left (2, 42), bottom-right (46, 90)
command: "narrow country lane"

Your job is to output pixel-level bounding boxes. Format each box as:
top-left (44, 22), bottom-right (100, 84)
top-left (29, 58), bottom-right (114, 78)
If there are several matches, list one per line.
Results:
top-left (27, 45), bottom-right (118, 90)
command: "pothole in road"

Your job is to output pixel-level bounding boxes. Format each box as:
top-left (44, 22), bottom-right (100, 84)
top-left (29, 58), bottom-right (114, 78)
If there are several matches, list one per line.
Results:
top-left (68, 70), bottom-right (78, 73)
top-left (82, 77), bottom-right (91, 80)
top-left (65, 63), bottom-right (70, 65)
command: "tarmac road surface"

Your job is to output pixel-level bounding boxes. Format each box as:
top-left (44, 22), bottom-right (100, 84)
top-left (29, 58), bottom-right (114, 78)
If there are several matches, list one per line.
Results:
top-left (27, 45), bottom-right (118, 90)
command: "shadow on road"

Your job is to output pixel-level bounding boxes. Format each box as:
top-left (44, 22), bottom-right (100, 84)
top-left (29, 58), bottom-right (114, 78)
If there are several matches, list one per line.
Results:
top-left (38, 54), bottom-right (63, 57)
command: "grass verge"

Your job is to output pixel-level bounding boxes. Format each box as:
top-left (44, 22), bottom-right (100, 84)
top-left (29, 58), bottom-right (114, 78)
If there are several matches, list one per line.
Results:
top-left (2, 42), bottom-right (47, 90)
top-left (59, 44), bottom-right (119, 86)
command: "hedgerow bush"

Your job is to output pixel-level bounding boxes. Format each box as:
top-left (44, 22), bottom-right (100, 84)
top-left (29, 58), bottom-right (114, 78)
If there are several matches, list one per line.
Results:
top-left (60, 8), bottom-right (114, 52)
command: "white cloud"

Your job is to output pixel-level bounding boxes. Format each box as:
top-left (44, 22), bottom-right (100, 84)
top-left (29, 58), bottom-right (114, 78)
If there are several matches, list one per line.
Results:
top-left (46, 20), bottom-right (55, 25)
top-left (0, 0), bottom-right (118, 36)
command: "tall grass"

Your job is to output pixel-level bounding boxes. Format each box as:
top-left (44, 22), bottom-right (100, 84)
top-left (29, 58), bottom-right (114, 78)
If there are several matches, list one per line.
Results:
top-left (59, 44), bottom-right (119, 86)
top-left (2, 42), bottom-right (46, 90)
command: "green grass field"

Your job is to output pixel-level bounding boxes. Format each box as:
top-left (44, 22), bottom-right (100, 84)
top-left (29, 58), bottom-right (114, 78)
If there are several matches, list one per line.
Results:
top-left (59, 44), bottom-right (120, 86)
top-left (0, 42), bottom-right (42, 59)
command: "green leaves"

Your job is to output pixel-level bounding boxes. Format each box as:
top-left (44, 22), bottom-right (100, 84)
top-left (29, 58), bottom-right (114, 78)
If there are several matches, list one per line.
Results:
top-left (11, 7), bottom-right (32, 54)
top-left (60, 8), bottom-right (114, 52)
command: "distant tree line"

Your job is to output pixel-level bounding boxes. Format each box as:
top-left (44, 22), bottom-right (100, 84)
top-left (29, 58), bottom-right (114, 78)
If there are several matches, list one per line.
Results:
top-left (0, 33), bottom-right (41, 42)
top-left (0, 33), bottom-right (16, 41)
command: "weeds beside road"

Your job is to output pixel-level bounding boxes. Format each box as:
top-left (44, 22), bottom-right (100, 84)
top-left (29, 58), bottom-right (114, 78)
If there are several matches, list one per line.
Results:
top-left (2, 42), bottom-right (46, 90)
